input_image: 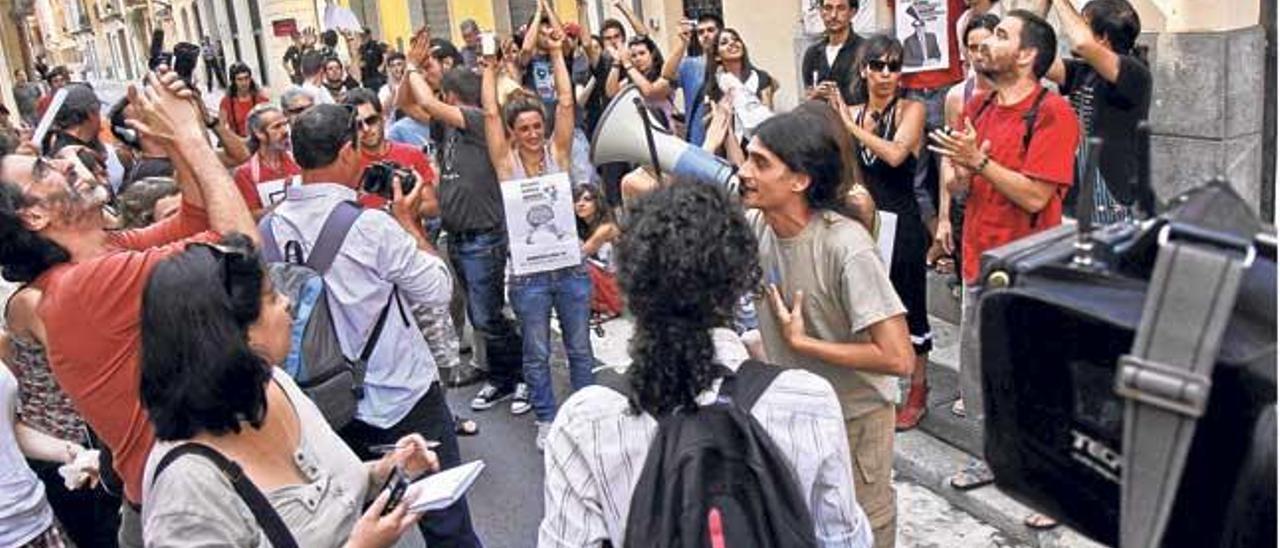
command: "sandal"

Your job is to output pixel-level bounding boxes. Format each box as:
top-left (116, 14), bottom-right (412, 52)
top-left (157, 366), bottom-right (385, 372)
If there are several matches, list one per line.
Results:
top-left (951, 398), bottom-right (966, 418)
top-left (1024, 513), bottom-right (1059, 530)
top-left (454, 415), bottom-right (479, 437)
top-left (949, 460), bottom-right (995, 491)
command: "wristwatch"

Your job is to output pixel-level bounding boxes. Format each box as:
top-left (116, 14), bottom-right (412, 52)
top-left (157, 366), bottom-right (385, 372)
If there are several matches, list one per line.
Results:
top-left (975, 155), bottom-right (991, 174)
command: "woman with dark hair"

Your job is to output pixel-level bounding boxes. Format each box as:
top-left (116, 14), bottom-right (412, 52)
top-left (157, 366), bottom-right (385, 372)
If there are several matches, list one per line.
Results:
top-left (219, 63), bottom-right (268, 138)
top-left (827, 34), bottom-right (933, 431)
top-left (540, 182), bottom-right (873, 546)
top-left (480, 27), bottom-right (595, 450)
top-left (139, 235), bottom-right (438, 547)
top-left (572, 184), bottom-right (621, 318)
top-left (703, 28), bottom-right (776, 109)
top-left (603, 35), bottom-right (673, 126)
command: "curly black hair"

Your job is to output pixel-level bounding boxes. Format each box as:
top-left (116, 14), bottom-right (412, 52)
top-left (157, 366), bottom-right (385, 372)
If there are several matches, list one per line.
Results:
top-left (0, 180), bottom-right (72, 283)
top-left (615, 182), bottom-right (761, 416)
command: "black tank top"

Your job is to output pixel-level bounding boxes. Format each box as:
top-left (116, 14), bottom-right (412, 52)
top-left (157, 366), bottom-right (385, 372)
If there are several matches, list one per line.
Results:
top-left (855, 98), bottom-right (920, 218)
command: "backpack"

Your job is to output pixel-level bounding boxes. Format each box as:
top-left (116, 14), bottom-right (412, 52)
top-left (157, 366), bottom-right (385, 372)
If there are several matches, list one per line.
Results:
top-left (258, 201), bottom-right (401, 430)
top-left (598, 360), bottom-right (819, 548)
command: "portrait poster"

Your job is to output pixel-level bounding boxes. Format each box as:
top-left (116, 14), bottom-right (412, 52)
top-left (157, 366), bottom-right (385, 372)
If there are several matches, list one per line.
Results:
top-left (502, 172), bottom-right (582, 276)
top-left (894, 0), bottom-right (951, 73)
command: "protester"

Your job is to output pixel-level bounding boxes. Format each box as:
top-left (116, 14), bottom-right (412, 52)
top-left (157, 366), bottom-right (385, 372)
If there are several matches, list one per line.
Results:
top-left (343, 88), bottom-right (436, 212)
top-left (301, 50), bottom-right (336, 104)
top-left (4, 282), bottom-right (120, 547)
top-left (611, 0), bottom-right (652, 38)
top-left (324, 58), bottom-right (362, 104)
top-left (801, 0), bottom-right (864, 105)
top-left (359, 28), bottom-right (390, 92)
top-left (828, 35), bottom-right (934, 431)
top-left (137, 235), bottom-right (434, 547)
top-left (658, 13), bottom-right (722, 145)
top-left (933, 13), bottom-right (1000, 281)
top-left (481, 29), bottom-right (595, 448)
top-left (459, 19), bottom-right (483, 72)
top-left (400, 34), bottom-right (528, 418)
top-left (600, 19), bottom-right (629, 51)
top-left (281, 85), bottom-right (317, 121)
top-left (219, 63), bottom-right (269, 137)
top-left (282, 30), bottom-right (307, 85)
top-left (42, 84), bottom-right (116, 190)
top-left (232, 103), bottom-right (300, 217)
top-left (35, 66), bottom-right (69, 119)
top-left (604, 35), bottom-right (673, 128)
top-left (572, 183), bottom-right (621, 319)
top-left (12, 70), bottom-right (41, 127)
top-left (0, 69), bottom-right (259, 546)
top-left (957, 0), bottom-right (1006, 63)
top-left (201, 37), bottom-right (227, 92)
top-left (741, 107), bottom-right (914, 548)
top-left (1041, 0), bottom-right (1153, 222)
top-left (927, 9), bottom-right (1080, 501)
top-left (265, 103), bottom-right (479, 546)
top-left (379, 52), bottom-right (408, 116)
top-left (705, 28), bottom-right (776, 109)
top-left (116, 176), bottom-right (181, 228)
top-left (541, 182), bottom-right (874, 547)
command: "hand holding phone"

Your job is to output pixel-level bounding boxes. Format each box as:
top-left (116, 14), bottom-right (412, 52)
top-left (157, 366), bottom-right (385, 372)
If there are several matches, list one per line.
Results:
top-left (481, 33), bottom-right (497, 56)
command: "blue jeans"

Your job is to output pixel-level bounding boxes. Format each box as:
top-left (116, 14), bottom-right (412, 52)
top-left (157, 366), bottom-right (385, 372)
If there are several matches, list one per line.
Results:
top-left (447, 230), bottom-right (523, 390)
top-left (509, 265), bottom-right (596, 422)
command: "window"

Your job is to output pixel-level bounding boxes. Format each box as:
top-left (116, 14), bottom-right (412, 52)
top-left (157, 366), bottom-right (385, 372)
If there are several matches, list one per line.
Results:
top-left (682, 0), bottom-right (722, 19)
top-left (409, 0), bottom-right (451, 38)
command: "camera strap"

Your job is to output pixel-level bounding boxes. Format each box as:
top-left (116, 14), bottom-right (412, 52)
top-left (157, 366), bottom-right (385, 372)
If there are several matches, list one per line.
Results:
top-left (1114, 224), bottom-right (1256, 548)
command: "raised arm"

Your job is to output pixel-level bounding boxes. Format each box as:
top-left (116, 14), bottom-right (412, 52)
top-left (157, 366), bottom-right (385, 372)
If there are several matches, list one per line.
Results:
top-left (404, 28), bottom-right (466, 129)
top-left (344, 31), bottom-right (364, 84)
top-left (604, 50), bottom-right (625, 98)
top-left (660, 22), bottom-right (691, 82)
top-left (615, 46), bottom-right (671, 101)
top-left (481, 56), bottom-right (513, 181)
top-left (519, 0), bottom-right (545, 67)
top-left (614, 0), bottom-right (651, 36)
top-left (1048, 0), bottom-right (1121, 84)
top-left (547, 30), bottom-right (575, 161)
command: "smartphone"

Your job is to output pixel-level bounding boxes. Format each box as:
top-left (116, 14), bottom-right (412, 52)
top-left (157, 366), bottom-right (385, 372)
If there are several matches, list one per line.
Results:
top-left (481, 33), bottom-right (497, 56)
top-left (378, 467), bottom-right (410, 516)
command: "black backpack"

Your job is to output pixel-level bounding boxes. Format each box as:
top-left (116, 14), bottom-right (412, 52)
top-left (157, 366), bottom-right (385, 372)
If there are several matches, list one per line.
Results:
top-left (598, 360), bottom-right (819, 548)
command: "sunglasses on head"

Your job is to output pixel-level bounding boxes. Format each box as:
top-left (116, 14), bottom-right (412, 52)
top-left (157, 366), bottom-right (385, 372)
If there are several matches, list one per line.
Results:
top-left (867, 59), bottom-right (903, 73)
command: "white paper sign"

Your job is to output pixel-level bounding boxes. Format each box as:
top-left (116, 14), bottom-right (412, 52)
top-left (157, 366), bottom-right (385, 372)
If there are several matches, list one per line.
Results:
top-left (895, 0), bottom-right (951, 74)
top-left (255, 176), bottom-right (299, 208)
top-left (502, 172), bottom-right (582, 276)
top-left (324, 2), bottom-right (362, 32)
top-left (876, 210), bottom-right (898, 266)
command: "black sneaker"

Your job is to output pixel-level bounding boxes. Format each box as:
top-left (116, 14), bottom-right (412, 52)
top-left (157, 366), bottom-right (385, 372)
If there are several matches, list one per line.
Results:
top-left (471, 383), bottom-right (513, 411)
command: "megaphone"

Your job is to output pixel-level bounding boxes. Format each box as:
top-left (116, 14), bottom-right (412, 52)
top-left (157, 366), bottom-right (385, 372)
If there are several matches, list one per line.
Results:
top-left (590, 86), bottom-right (737, 189)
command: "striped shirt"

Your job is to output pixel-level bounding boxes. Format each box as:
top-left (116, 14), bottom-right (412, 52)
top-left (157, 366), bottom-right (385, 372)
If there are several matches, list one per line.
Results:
top-left (539, 329), bottom-right (874, 548)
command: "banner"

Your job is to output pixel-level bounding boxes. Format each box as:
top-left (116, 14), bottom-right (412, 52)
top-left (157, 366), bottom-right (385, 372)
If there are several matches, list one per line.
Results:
top-left (502, 172), bottom-right (582, 276)
top-left (894, 0), bottom-right (951, 73)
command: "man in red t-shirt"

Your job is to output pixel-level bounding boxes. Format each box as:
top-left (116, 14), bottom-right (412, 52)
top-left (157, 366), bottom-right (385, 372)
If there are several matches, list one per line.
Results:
top-left (343, 88), bottom-right (438, 212)
top-left (232, 103), bottom-right (301, 217)
top-left (0, 72), bottom-right (259, 545)
top-left (928, 8), bottom-right (1079, 490)
top-left (218, 63), bottom-right (269, 137)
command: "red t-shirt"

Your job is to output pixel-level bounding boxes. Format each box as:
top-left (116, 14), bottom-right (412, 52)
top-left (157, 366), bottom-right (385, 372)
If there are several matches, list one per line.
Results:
top-left (233, 153), bottom-right (302, 211)
top-left (220, 94), bottom-right (269, 137)
top-left (357, 142), bottom-right (437, 209)
top-left (894, 0), bottom-right (966, 90)
top-left (34, 204), bottom-right (219, 504)
top-left (961, 88), bottom-right (1080, 283)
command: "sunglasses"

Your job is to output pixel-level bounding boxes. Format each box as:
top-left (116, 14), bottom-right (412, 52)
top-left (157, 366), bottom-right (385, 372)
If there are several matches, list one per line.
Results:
top-left (867, 59), bottom-right (903, 73)
top-left (357, 113), bottom-right (382, 129)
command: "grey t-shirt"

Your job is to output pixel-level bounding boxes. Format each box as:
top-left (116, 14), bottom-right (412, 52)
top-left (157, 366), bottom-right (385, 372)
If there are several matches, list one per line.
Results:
top-left (141, 369), bottom-right (373, 548)
top-left (749, 209), bottom-right (906, 419)
top-left (438, 108), bottom-right (504, 234)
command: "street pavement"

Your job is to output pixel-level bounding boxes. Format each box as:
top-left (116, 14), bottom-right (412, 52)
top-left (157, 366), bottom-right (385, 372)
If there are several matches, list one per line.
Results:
top-left (445, 317), bottom-right (1026, 547)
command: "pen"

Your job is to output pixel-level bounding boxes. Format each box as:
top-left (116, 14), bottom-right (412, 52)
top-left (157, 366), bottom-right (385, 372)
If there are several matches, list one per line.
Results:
top-left (370, 441), bottom-right (441, 454)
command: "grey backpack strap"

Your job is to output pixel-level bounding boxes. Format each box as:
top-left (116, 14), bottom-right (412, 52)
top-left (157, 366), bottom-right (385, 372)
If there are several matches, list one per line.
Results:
top-left (1113, 223), bottom-right (1255, 548)
top-left (258, 214), bottom-right (283, 263)
top-left (306, 201), bottom-right (364, 273)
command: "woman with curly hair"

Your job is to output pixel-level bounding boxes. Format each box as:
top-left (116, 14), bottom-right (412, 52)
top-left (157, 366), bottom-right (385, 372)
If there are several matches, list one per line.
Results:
top-left (539, 182), bottom-right (873, 547)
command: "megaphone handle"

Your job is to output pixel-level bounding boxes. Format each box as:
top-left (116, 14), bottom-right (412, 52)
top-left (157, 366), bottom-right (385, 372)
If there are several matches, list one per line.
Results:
top-left (633, 98), bottom-right (663, 180)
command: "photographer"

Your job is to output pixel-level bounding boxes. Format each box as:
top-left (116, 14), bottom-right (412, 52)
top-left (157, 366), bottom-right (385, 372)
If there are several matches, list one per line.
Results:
top-left (0, 68), bottom-right (259, 546)
top-left (343, 89), bottom-right (436, 212)
top-left (139, 235), bottom-right (435, 548)
top-left (264, 104), bottom-right (479, 547)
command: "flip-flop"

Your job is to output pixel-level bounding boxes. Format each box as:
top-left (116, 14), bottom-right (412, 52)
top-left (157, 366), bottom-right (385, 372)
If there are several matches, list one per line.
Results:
top-left (949, 460), bottom-right (995, 491)
top-left (1024, 513), bottom-right (1059, 530)
top-left (951, 398), bottom-right (966, 418)
top-left (454, 415), bottom-right (479, 437)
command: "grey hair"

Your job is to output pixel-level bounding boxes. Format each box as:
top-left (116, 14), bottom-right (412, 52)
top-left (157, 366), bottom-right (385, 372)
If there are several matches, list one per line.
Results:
top-left (460, 19), bottom-right (479, 33)
top-left (245, 103), bottom-right (283, 154)
top-left (280, 85), bottom-right (315, 109)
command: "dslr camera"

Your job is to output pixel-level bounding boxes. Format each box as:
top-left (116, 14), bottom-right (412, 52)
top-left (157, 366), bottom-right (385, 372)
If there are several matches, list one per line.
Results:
top-left (360, 161), bottom-right (417, 199)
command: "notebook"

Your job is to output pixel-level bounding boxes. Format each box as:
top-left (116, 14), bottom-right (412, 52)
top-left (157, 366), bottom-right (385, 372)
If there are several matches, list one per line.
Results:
top-left (405, 460), bottom-right (485, 513)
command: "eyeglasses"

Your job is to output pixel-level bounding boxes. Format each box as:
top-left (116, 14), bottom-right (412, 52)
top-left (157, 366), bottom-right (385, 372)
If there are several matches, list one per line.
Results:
top-left (867, 59), bottom-right (903, 73)
top-left (357, 113), bottom-right (382, 129)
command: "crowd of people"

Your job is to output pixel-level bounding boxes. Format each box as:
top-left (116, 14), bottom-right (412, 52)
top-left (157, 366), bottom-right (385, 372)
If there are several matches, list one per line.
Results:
top-left (0, 0), bottom-right (1153, 546)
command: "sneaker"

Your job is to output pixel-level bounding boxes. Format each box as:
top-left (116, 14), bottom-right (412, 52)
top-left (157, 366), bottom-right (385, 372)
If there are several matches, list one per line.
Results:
top-left (511, 383), bottom-right (532, 415)
top-left (535, 421), bottom-right (552, 451)
top-left (470, 383), bottom-right (513, 411)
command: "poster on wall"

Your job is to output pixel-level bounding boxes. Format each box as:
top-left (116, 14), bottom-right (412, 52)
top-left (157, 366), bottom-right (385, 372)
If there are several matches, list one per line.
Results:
top-left (502, 172), bottom-right (582, 276)
top-left (801, 0), bottom-right (880, 37)
top-left (894, 0), bottom-right (951, 73)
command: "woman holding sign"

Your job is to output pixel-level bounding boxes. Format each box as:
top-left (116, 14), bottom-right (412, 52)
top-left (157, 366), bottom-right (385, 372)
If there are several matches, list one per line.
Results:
top-left (481, 23), bottom-right (596, 452)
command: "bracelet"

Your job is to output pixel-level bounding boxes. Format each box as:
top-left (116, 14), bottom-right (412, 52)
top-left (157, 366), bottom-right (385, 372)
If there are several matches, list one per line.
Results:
top-left (975, 155), bottom-right (991, 174)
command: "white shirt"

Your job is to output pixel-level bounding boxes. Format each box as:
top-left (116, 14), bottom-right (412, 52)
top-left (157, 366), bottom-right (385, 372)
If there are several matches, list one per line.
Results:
top-left (0, 366), bottom-right (54, 547)
top-left (266, 183), bottom-right (452, 428)
top-left (302, 80), bottom-right (336, 105)
top-left (538, 329), bottom-right (873, 548)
